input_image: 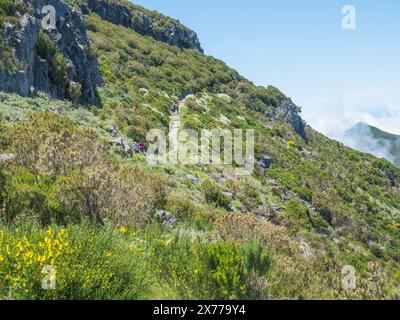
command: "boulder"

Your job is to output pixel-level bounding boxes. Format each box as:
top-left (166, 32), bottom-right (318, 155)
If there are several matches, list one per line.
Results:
top-left (280, 194), bottom-right (290, 202)
top-left (222, 192), bottom-right (234, 199)
top-left (187, 174), bottom-right (199, 185)
top-left (266, 178), bottom-right (280, 187)
top-left (155, 209), bottom-right (177, 228)
top-left (257, 155), bottom-right (273, 171)
top-left (298, 241), bottom-right (314, 259)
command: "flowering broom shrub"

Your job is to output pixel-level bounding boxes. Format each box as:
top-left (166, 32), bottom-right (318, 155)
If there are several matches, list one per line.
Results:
top-left (0, 222), bottom-right (153, 300)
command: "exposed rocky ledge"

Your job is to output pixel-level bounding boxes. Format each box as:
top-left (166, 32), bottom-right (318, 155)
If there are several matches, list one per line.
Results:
top-left (278, 100), bottom-right (308, 141)
top-left (80, 0), bottom-right (203, 53)
top-left (0, 0), bottom-right (103, 104)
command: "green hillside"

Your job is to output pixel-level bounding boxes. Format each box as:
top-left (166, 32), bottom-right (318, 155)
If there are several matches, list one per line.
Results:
top-left (346, 122), bottom-right (400, 167)
top-left (0, 0), bottom-right (400, 300)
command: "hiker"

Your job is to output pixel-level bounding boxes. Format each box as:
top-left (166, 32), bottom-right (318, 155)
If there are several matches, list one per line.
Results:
top-left (124, 142), bottom-right (133, 158)
top-left (108, 126), bottom-right (118, 137)
top-left (133, 142), bottom-right (140, 154)
top-left (114, 138), bottom-right (124, 148)
top-left (138, 141), bottom-right (146, 154)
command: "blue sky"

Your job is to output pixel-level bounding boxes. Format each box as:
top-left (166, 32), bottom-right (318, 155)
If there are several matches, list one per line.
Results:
top-left (131, 0), bottom-right (400, 137)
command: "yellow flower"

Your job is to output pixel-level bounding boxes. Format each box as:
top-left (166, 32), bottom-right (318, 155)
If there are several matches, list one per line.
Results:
top-left (118, 226), bottom-right (128, 234)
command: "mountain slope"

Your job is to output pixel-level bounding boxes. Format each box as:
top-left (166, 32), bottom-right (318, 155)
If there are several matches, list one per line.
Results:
top-left (346, 122), bottom-right (400, 167)
top-left (1, 0), bottom-right (400, 300)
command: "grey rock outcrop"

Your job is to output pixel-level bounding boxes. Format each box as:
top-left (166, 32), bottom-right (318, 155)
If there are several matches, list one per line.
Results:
top-left (155, 209), bottom-right (177, 228)
top-left (263, 87), bottom-right (308, 140)
top-left (280, 100), bottom-right (307, 141)
top-left (0, 15), bottom-right (39, 97)
top-left (0, 0), bottom-right (103, 104)
top-left (80, 0), bottom-right (203, 52)
top-left (267, 100), bottom-right (307, 140)
top-left (257, 155), bottom-right (273, 172)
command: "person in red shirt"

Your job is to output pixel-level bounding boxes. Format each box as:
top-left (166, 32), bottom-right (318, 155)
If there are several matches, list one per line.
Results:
top-left (138, 141), bottom-right (146, 154)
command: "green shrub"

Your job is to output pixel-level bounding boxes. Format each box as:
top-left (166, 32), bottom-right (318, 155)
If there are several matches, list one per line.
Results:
top-left (37, 32), bottom-right (57, 59)
top-left (0, 48), bottom-right (17, 71)
top-left (54, 164), bottom-right (167, 226)
top-left (2, 168), bottom-right (59, 225)
top-left (284, 199), bottom-right (312, 230)
top-left (201, 242), bottom-right (246, 300)
top-left (200, 180), bottom-right (231, 209)
top-left (0, 222), bottom-right (153, 299)
top-left (49, 52), bottom-right (68, 87)
top-left (0, 0), bottom-right (15, 15)
top-left (37, 32), bottom-right (68, 88)
top-left (242, 238), bottom-right (271, 276)
top-left (10, 112), bottom-right (101, 175)
top-left (241, 238), bottom-right (272, 299)
top-left (67, 81), bottom-right (82, 104)
top-left (165, 193), bottom-right (196, 219)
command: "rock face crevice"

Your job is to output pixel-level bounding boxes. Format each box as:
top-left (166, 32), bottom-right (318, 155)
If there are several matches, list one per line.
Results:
top-left (0, 14), bottom-right (39, 98)
top-left (80, 0), bottom-right (203, 53)
top-left (0, 0), bottom-right (103, 104)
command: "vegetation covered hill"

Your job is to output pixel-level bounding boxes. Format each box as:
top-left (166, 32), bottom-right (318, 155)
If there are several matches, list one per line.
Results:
top-left (0, 0), bottom-right (400, 299)
top-left (346, 122), bottom-right (400, 167)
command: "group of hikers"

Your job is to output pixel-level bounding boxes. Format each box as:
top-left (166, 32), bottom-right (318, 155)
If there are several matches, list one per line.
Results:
top-left (133, 141), bottom-right (146, 154)
top-left (121, 139), bottom-right (146, 158)
top-left (108, 125), bottom-right (146, 158)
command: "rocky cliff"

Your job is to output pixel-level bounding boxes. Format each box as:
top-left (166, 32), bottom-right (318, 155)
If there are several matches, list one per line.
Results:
top-left (0, 0), bottom-right (203, 104)
top-left (79, 0), bottom-right (203, 53)
top-left (0, 0), bottom-right (102, 104)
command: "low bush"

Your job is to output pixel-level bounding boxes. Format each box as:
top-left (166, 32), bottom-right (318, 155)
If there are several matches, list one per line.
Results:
top-left (37, 32), bottom-right (68, 88)
top-left (0, 222), bottom-right (153, 300)
top-left (200, 180), bottom-right (231, 209)
top-left (10, 112), bottom-right (102, 175)
top-left (147, 232), bottom-right (272, 300)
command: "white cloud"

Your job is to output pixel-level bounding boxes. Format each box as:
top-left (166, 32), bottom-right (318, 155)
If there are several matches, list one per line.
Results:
top-left (301, 86), bottom-right (400, 141)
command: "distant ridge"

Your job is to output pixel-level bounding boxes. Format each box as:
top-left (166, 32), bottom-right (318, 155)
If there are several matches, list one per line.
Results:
top-left (345, 122), bottom-right (400, 167)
